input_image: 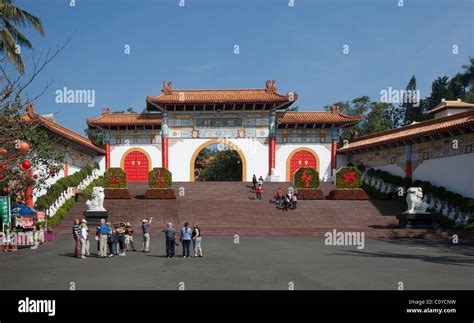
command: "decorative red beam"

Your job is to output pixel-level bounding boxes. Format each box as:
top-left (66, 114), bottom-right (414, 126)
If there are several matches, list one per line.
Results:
top-left (268, 136), bottom-right (276, 175)
top-left (331, 141), bottom-right (338, 176)
top-left (162, 137), bottom-right (169, 169)
top-left (64, 161), bottom-right (69, 177)
top-left (105, 144), bottom-right (110, 170)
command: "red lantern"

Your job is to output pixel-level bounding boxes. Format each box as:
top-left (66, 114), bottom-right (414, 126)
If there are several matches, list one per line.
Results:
top-left (1, 163), bottom-right (7, 171)
top-left (21, 160), bottom-right (31, 170)
top-left (19, 142), bottom-right (30, 153)
top-left (0, 173), bottom-right (3, 180)
top-left (2, 187), bottom-right (7, 194)
top-left (49, 169), bottom-right (55, 175)
top-left (6, 154), bottom-right (14, 160)
top-left (0, 148), bottom-right (7, 154)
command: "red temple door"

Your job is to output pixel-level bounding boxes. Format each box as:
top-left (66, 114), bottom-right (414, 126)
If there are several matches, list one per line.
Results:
top-left (124, 151), bottom-right (149, 182)
top-left (289, 150), bottom-right (317, 181)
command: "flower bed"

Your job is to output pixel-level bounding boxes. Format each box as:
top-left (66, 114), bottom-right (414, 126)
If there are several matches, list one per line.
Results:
top-left (104, 188), bottom-right (131, 199)
top-left (297, 189), bottom-right (325, 200)
top-left (148, 168), bottom-right (172, 189)
top-left (104, 168), bottom-right (127, 189)
top-left (327, 189), bottom-right (368, 200)
top-left (293, 168), bottom-right (319, 188)
top-left (144, 189), bottom-right (176, 199)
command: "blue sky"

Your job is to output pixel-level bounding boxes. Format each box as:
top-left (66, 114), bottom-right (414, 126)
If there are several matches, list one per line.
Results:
top-left (16, 0), bottom-right (474, 134)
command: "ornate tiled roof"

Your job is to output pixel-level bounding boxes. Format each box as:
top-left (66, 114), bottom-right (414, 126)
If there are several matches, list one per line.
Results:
top-left (23, 104), bottom-right (105, 155)
top-left (338, 110), bottom-right (474, 153)
top-left (87, 109), bottom-right (163, 127)
top-left (277, 106), bottom-right (362, 126)
top-left (146, 80), bottom-right (297, 109)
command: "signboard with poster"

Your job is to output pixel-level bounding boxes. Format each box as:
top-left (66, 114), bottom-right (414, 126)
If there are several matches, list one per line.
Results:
top-left (0, 196), bottom-right (11, 228)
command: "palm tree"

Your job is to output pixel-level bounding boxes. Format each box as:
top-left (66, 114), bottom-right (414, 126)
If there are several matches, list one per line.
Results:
top-left (0, 0), bottom-right (45, 73)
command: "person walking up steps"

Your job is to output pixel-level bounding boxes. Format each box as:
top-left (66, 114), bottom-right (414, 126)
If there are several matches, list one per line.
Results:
top-left (142, 217), bottom-right (153, 252)
top-left (252, 174), bottom-right (257, 190)
top-left (256, 184), bottom-right (263, 200)
top-left (180, 222), bottom-right (192, 258)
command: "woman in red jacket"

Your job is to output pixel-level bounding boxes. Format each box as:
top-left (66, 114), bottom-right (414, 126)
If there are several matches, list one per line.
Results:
top-left (256, 184), bottom-right (263, 200)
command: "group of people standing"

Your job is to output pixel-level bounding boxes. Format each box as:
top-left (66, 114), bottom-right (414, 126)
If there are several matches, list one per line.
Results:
top-left (72, 218), bottom-right (203, 259)
top-left (162, 222), bottom-right (203, 258)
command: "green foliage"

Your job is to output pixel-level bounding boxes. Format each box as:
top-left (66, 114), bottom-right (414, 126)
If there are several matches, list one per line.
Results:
top-left (148, 168), bottom-right (172, 189)
top-left (336, 167), bottom-right (362, 189)
top-left (44, 198), bottom-right (74, 228)
top-left (293, 168), bottom-right (319, 188)
top-left (0, 0), bottom-right (45, 73)
top-left (104, 168), bottom-right (126, 188)
top-left (84, 126), bottom-right (104, 148)
top-left (34, 163), bottom-right (98, 210)
top-left (79, 177), bottom-right (104, 200)
top-left (196, 148), bottom-right (242, 181)
top-left (324, 97), bottom-right (394, 144)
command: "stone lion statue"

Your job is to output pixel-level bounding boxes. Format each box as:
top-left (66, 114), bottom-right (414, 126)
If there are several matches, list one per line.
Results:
top-left (405, 187), bottom-right (428, 214)
top-left (86, 187), bottom-right (106, 211)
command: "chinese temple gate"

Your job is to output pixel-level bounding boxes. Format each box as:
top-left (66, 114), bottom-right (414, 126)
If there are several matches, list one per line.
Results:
top-left (87, 80), bottom-right (362, 182)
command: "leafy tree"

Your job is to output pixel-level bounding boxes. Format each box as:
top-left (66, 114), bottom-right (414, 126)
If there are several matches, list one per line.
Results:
top-left (85, 126), bottom-right (104, 148)
top-left (424, 76), bottom-right (453, 113)
top-left (195, 147), bottom-right (242, 181)
top-left (365, 102), bottom-right (394, 134)
top-left (0, 0), bottom-right (45, 73)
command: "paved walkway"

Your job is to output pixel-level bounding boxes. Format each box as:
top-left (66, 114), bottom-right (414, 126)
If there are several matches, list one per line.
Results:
top-left (1, 235), bottom-right (473, 290)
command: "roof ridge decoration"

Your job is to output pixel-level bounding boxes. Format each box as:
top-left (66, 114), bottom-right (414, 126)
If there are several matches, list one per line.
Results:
top-left (102, 107), bottom-right (111, 115)
top-left (162, 81), bottom-right (173, 95)
top-left (331, 105), bottom-right (340, 114)
top-left (265, 80), bottom-right (277, 94)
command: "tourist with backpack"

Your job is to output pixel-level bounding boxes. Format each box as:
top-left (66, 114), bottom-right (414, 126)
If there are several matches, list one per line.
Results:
top-left (180, 222), bottom-right (192, 258)
top-left (125, 222), bottom-right (136, 251)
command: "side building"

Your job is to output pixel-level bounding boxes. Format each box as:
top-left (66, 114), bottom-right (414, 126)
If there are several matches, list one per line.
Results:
top-left (338, 100), bottom-right (474, 198)
top-left (23, 104), bottom-right (106, 205)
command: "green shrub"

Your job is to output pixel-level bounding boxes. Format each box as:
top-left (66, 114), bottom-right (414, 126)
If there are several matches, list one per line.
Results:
top-left (104, 168), bottom-right (126, 189)
top-left (293, 168), bottom-right (319, 188)
top-left (34, 163), bottom-right (99, 210)
top-left (148, 168), bottom-right (172, 189)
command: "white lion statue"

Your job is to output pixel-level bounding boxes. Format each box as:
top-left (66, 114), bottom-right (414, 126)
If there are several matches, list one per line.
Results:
top-left (405, 187), bottom-right (428, 214)
top-left (86, 187), bottom-right (106, 211)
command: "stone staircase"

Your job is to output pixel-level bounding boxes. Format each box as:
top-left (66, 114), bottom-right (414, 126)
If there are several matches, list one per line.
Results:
top-left (54, 182), bottom-right (453, 239)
